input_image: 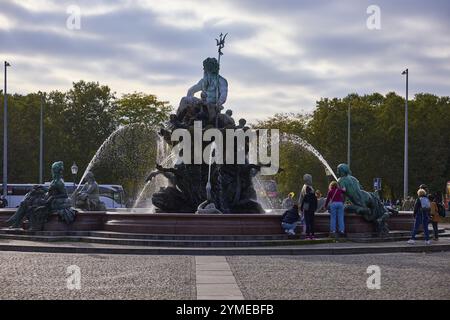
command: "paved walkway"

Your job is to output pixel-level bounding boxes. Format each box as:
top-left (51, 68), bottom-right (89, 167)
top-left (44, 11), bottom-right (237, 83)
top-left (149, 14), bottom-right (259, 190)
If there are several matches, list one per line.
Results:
top-left (441, 223), bottom-right (450, 230)
top-left (0, 251), bottom-right (448, 300)
top-left (195, 256), bottom-right (243, 300)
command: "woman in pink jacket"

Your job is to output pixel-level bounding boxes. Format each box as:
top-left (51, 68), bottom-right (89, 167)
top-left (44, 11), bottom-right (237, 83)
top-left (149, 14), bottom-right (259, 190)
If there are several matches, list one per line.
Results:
top-left (324, 181), bottom-right (346, 237)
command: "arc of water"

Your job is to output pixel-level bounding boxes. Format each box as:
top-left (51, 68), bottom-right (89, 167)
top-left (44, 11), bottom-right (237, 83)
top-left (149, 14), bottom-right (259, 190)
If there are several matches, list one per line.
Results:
top-left (207, 141), bottom-right (217, 184)
top-left (281, 133), bottom-right (338, 181)
top-left (205, 141), bottom-right (217, 201)
top-left (73, 124), bottom-right (132, 196)
top-left (253, 174), bottom-right (275, 211)
top-left (132, 135), bottom-right (174, 210)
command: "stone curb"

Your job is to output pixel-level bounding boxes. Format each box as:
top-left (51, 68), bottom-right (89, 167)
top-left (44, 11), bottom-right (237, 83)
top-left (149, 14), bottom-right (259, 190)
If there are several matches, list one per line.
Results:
top-left (0, 243), bottom-right (448, 256)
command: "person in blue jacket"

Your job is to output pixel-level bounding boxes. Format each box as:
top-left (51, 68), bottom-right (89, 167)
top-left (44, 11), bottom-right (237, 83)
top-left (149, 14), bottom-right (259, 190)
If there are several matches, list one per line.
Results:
top-left (281, 204), bottom-right (300, 235)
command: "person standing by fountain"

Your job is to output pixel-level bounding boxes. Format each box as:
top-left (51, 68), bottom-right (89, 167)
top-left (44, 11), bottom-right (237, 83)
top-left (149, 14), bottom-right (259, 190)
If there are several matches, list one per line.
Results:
top-left (315, 190), bottom-right (326, 213)
top-left (298, 174), bottom-right (313, 206)
top-left (324, 181), bottom-right (346, 238)
top-left (407, 188), bottom-right (432, 245)
top-left (282, 192), bottom-right (295, 209)
top-left (429, 194), bottom-right (441, 241)
top-left (299, 175), bottom-right (318, 239)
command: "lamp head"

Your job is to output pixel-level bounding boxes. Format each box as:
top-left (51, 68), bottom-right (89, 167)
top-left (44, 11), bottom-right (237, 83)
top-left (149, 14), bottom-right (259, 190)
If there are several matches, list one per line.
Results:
top-left (71, 162), bottom-right (78, 175)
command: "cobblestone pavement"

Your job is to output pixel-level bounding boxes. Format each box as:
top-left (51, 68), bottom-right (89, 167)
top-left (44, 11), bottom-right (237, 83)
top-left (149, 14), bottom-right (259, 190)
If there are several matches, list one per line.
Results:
top-left (1, 251), bottom-right (449, 300)
top-left (227, 252), bottom-right (450, 300)
top-left (0, 252), bottom-right (196, 300)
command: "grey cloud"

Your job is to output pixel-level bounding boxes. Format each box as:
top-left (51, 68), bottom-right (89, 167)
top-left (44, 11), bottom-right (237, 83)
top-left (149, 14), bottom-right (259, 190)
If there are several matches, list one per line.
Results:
top-left (1, 0), bottom-right (449, 121)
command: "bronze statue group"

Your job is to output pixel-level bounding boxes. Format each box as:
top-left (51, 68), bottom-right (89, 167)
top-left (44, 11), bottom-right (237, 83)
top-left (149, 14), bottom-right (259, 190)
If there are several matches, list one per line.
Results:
top-left (6, 162), bottom-right (105, 231)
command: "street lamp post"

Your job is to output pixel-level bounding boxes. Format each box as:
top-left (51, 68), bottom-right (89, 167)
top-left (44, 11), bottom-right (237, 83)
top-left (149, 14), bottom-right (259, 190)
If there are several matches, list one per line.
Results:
top-left (3, 61), bottom-right (11, 198)
top-left (71, 162), bottom-right (78, 188)
top-left (402, 68), bottom-right (409, 200)
top-left (347, 103), bottom-right (351, 168)
top-left (39, 92), bottom-right (44, 184)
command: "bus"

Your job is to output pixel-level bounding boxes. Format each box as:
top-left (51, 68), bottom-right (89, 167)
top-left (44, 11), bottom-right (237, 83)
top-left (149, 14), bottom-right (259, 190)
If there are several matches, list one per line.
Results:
top-left (0, 183), bottom-right (126, 209)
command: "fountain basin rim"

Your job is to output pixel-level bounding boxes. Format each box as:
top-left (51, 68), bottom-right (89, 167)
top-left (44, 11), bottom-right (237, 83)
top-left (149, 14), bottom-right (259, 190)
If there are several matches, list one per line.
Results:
top-left (0, 209), bottom-right (415, 236)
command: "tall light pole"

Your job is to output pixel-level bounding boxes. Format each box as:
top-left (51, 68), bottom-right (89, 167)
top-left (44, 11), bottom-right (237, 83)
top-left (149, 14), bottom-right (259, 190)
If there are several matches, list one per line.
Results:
top-left (39, 92), bottom-right (44, 184)
top-left (3, 61), bottom-right (11, 198)
top-left (347, 103), bottom-right (351, 168)
top-left (71, 162), bottom-right (78, 188)
top-left (402, 68), bottom-right (409, 200)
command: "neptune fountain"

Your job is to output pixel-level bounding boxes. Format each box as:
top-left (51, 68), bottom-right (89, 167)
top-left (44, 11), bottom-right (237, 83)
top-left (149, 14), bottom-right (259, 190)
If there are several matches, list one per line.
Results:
top-left (2, 34), bottom-right (401, 236)
top-left (147, 54), bottom-right (266, 214)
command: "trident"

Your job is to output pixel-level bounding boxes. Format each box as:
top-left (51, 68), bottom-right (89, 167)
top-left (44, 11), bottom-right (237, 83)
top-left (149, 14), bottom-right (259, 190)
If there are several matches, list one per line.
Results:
top-left (215, 33), bottom-right (227, 128)
top-left (216, 33), bottom-right (228, 65)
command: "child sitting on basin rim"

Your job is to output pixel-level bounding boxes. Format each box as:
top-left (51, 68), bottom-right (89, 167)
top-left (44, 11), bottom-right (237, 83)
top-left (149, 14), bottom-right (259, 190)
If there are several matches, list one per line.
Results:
top-left (281, 204), bottom-right (300, 236)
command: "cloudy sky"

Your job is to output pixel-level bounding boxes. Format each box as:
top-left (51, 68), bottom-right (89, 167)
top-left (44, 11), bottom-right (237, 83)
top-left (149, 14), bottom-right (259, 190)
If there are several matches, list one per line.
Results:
top-left (1, 0), bottom-right (449, 122)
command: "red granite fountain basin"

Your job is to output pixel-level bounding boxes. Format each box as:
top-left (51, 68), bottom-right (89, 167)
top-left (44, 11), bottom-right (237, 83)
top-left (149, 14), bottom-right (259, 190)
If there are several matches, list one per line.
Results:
top-left (0, 209), bottom-right (415, 235)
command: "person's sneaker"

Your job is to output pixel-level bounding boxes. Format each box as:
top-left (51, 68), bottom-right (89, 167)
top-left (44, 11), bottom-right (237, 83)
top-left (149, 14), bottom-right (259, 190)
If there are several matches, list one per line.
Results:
top-left (329, 232), bottom-right (336, 239)
top-left (425, 240), bottom-right (432, 245)
top-left (288, 230), bottom-right (296, 236)
top-left (407, 239), bottom-right (415, 245)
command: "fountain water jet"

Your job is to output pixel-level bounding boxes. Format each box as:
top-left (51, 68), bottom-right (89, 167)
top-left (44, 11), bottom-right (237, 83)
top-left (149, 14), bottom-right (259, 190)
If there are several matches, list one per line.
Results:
top-left (74, 124), bottom-right (134, 195)
top-left (252, 175), bottom-right (275, 212)
top-left (132, 135), bottom-right (173, 210)
top-left (281, 133), bottom-right (338, 181)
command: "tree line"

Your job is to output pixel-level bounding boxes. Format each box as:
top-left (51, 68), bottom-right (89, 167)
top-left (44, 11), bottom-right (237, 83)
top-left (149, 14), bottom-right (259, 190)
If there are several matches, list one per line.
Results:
top-left (0, 81), bottom-right (172, 201)
top-left (1, 83), bottom-right (448, 203)
top-left (256, 92), bottom-right (450, 201)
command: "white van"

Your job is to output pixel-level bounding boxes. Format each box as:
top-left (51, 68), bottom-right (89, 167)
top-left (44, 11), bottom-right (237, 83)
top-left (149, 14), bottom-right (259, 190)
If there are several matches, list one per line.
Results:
top-left (0, 183), bottom-right (126, 209)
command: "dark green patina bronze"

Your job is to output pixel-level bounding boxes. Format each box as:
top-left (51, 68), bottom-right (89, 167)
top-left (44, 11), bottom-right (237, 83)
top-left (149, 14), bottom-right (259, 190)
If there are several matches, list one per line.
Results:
top-left (337, 163), bottom-right (397, 234)
top-left (74, 171), bottom-right (106, 211)
top-left (6, 161), bottom-right (77, 230)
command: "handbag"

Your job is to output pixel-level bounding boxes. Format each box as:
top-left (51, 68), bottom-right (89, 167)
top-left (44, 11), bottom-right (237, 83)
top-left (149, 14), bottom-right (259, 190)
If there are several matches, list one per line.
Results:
top-left (327, 187), bottom-right (339, 211)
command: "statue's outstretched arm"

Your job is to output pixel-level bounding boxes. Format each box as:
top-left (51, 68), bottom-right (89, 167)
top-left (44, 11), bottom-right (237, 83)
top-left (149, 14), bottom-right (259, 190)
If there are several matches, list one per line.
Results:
top-left (145, 170), bottom-right (163, 182)
top-left (156, 164), bottom-right (179, 174)
top-left (187, 79), bottom-right (203, 97)
top-left (145, 165), bottom-right (178, 182)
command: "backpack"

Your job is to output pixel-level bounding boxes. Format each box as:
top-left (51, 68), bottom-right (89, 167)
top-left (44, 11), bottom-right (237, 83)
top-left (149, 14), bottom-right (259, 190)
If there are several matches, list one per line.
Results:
top-left (419, 197), bottom-right (430, 209)
top-left (303, 191), bottom-right (318, 212)
top-left (437, 203), bottom-right (446, 218)
top-left (419, 197), bottom-right (431, 215)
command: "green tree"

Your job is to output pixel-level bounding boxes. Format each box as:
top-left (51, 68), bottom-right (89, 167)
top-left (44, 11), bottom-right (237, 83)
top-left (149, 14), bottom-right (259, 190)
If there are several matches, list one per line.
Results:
top-left (95, 92), bottom-right (172, 200)
top-left (255, 113), bottom-right (330, 198)
top-left (256, 92), bottom-right (450, 201)
top-left (114, 92), bottom-right (172, 127)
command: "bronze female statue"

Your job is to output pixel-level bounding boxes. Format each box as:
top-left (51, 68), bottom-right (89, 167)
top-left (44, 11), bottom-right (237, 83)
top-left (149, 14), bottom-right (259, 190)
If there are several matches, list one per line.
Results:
top-left (337, 163), bottom-right (396, 234)
top-left (6, 161), bottom-right (77, 230)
